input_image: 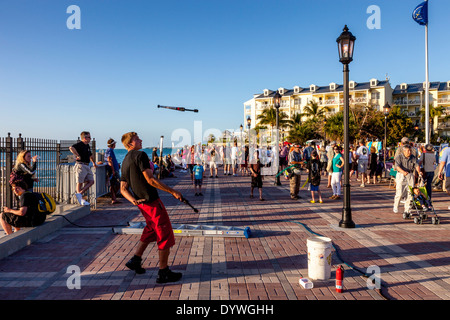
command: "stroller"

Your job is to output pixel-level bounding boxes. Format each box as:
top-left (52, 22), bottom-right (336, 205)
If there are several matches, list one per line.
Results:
top-left (403, 182), bottom-right (440, 225)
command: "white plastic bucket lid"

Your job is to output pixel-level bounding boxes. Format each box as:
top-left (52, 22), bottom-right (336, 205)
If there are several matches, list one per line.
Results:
top-left (307, 236), bottom-right (332, 248)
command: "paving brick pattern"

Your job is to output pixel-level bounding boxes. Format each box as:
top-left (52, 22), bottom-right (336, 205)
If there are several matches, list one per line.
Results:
top-left (0, 171), bottom-right (449, 301)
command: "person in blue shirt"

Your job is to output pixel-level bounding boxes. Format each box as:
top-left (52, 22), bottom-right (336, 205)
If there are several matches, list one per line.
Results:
top-left (438, 146), bottom-right (450, 209)
top-left (193, 162), bottom-right (204, 196)
top-left (105, 138), bottom-right (121, 204)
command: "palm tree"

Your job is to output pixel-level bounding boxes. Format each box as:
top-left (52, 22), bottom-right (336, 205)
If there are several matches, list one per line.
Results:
top-left (256, 106), bottom-right (290, 131)
top-left (300, 100), bottom-right (330, 120)
top-left (287, 124), bottom-right (313, 145)
top-left (287, 112), bottom-right (302, 129)
top-left (419, 104), bottom-right (444, 137)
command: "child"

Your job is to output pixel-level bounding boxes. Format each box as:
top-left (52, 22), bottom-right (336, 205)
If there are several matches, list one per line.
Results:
top-left (193, 162), bottom-right (204, 196)
top-left (250, 150), bottom-right (264, 201)
top-left (209, 148), bottom-right (218, 178)
top-left (412, 187), bottom-right (432, 211)
top-left (307, 150), bottom-right (323, 203)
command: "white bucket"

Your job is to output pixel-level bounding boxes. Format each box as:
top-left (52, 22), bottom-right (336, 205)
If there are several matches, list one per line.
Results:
top-left (307, 236), bottom-right (333, 280)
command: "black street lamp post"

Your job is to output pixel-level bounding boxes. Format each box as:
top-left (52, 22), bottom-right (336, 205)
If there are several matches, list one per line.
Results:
top-left (273, 91), bottom-right (282, 186)
top-left (383, 102), bottom-right (391, 178)
top-left (337, 25), bottom-right (356, 229)
top-left (240, 124), bottom-right (243, 146)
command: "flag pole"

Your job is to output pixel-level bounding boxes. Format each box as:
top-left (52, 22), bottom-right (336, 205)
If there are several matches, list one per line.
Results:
top-left (425, 0), bottom-right (430, 145)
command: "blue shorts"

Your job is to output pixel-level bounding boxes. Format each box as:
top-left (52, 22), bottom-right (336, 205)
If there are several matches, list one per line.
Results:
top-left (194, 179), bottom-right (203, 186)
top-left (310, 184), bottom-right (319, 191)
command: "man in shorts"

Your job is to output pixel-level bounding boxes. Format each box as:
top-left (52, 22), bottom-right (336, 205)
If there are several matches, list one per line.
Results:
top-left (193, 162), bottom-right (204, 196)
top-left (231, 141), bottom-right (239, 176)
top-left (356, 139), bottom-right (369, 187)
top-left (1, 181), bottom-right (47, 235)
top-left (69, 131), bottom-right (97, 206)
top-left (105, 138), bottom-right (121, 204)
top-left (120, 132), bottom-right (183, 283)
top-left (438, 145), bottom-right (450, 209)
top-left (288, 144), bottom-right (303, 199)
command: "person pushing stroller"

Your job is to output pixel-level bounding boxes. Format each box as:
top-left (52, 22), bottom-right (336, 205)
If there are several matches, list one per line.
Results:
top-left (393, 144), bottom-right (423, 214)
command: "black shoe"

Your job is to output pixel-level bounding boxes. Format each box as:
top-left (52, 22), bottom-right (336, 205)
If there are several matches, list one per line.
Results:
top-left (215, 175), bottom-right (218, 178)
top-left (199, 193), bottom-right (203, 196)
top-left (156, 267), bottom-right (182, 284)
top-left (195, 193), bottom-right (199, 196)
top-left (125, 256), bottom-right (146, 274)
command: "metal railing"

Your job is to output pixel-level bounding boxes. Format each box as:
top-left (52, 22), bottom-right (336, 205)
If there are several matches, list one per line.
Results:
top-left (0, 133), bottom-right (105, 212)
top-left (56, 163), bottom-right (108, 209)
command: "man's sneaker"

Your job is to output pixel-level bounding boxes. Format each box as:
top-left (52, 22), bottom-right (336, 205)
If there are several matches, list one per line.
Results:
top-left (125, 256), bottom-right (146, 274)
top-left (360, 184), bottom-right (365, 188)
top-left (156, 267), bottom-right (182, 284)
top-left (80, 199), bottom-right (90, 206)
top-left (75, 193), bottom-right (83, 205)
top-left (393, 207), bottom-right (398, 213)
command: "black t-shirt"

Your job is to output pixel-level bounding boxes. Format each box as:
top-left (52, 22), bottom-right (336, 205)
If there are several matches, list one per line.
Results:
top-left (20, 192), bottom-right (46, 226)
top-left (307, 158), bottom-right (322, 186)
top-left (121, 150), bottom-right (159, 203)
top-left (72, 141), bottom-right (92, 164)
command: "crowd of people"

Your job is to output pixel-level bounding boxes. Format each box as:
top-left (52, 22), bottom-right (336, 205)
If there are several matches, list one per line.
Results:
top-left (170, 139), bottom-right (386, 201)
top-left (3, 130), bottom-right (450, 283)
top-left (168, 136), bottom-right (448, 216)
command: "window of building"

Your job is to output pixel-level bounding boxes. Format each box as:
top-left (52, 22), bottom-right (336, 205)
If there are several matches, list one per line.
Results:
top-left (371, 92), bottom-right (380, 100)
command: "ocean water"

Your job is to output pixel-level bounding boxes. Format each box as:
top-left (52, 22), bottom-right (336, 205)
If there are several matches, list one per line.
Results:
top-left (99, 147), bottom-right (177, 165)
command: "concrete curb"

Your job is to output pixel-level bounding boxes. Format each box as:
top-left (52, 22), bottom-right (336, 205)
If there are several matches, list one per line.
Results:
top-left (0, 204), bottom-right (90, 260)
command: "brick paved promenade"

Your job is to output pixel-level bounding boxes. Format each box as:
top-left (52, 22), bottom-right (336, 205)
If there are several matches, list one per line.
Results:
top-left (0, 170), bottom-right (449, 303)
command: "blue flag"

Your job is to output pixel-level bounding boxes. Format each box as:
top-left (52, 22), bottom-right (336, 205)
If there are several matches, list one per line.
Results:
top-left (412, 1), bottom-right (428, 26)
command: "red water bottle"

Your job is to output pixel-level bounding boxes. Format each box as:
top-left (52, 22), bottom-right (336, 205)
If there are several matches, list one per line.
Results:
top-left (336, 265), bottom-right (344, 293)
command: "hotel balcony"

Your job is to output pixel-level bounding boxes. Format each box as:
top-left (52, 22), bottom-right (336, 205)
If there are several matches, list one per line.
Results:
top-left (394, 99), bottom-right (421, 106)
top-left (437, 123), bottom-right (450, 130)
top-left (350, 97), bottom-right (368, 104)
top-left (318, 99), bottom-right (340, 106)
top-left (438, 97), bottom-right (450, 104)
top-left (318, 97), bottom-right (368, 106)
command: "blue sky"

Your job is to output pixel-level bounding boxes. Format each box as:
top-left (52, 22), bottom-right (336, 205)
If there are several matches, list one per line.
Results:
top-left (1, 0), bottom-right (449, 149)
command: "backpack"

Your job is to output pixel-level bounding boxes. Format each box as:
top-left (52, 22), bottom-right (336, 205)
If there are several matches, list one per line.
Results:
top-left (35, 192), bottom-right (56, 214)
top-left (9, 168), bottom-right (24, 186)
